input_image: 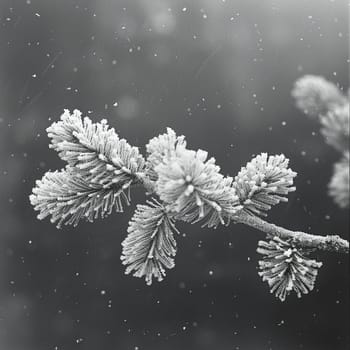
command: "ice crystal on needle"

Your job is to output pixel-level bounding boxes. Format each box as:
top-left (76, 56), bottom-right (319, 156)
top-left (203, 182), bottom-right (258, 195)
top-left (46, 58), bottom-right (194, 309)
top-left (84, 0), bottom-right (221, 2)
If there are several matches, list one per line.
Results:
top-left (233, 153), bottom-right (297, 216)
top-left (257, 237), bottom-right (323, 302)
top-left (121, 200), bottom-right (178, 285)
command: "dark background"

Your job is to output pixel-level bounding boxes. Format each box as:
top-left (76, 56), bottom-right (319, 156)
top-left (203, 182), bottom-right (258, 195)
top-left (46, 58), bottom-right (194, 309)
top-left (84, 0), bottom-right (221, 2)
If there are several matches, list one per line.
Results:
top-left (0, 0), bottom-right (349, 349)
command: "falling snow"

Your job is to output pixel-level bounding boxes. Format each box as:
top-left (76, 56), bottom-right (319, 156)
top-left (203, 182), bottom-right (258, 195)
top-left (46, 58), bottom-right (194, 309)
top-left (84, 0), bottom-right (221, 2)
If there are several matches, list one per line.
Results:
top-left (0, 1), bottom-right (348, 350)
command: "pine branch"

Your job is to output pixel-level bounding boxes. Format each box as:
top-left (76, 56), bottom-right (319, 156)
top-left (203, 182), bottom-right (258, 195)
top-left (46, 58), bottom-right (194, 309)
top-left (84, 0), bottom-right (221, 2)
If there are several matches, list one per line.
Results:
top-left (141, 144), bottom-right (349, 255)
top-left (143, 173), bottom-right (349, 254)
top-left (30, 109), bottom-right (349, 299)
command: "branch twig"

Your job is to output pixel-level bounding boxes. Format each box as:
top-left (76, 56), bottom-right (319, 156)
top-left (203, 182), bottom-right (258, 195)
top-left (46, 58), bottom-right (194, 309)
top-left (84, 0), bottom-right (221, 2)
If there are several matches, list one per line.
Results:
top-left (234, 212), bottom-right (349, 254)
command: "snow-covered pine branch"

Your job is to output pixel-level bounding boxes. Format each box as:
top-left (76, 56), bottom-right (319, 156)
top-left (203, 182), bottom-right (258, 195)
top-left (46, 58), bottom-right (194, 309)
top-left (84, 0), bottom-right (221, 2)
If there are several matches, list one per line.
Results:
top-left (30, 109), bottom-right (349, 301)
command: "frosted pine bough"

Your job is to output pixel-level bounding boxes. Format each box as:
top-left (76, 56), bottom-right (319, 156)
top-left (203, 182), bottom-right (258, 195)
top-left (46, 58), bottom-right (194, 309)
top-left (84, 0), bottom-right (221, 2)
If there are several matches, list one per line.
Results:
top-left (31, 169), bottom-right (131, 227)
top-left (292, 75), bottom-right (349, 209)
top-left (30, 110), bottom-right (349, 302)
top-left (32, 109), bottom-right (146, 227)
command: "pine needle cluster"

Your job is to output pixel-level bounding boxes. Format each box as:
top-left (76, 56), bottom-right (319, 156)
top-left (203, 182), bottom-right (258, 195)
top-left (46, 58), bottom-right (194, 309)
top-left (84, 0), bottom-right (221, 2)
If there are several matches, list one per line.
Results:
top-left (30, 109), bottom-right (146, 228)
top-left (155, 145), bottom-right (242, 228)
top-left (121, 200), bottom-right (178, 285)
top-left (257, 237), bottom-right (322, 301)
top-left (232, 153), bottom-right (297, 216)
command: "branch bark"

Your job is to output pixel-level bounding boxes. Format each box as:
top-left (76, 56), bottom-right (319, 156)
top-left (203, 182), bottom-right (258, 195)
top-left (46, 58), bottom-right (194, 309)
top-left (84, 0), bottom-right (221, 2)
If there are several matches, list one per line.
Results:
top-left (234, 212), bottom-right (349, 254)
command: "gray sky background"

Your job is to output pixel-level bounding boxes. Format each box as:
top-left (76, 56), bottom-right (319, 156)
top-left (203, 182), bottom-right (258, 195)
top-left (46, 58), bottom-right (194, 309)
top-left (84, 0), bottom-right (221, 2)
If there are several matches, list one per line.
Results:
top-left (0, 1), bottom-right (349, 349)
